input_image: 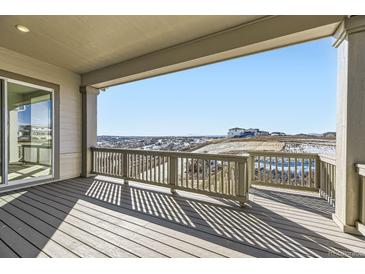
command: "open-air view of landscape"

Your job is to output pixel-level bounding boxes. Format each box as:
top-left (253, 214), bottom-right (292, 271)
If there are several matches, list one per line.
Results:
top-left (97, 128), bottom-right (336, 156)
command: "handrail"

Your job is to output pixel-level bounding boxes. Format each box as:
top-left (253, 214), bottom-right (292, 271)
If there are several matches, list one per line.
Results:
top-left (318, 154), bottom-right (336, 166)
top-left (246, 150), bottom-right (318, 158)
top-left (91, 147), bottom-right (249, 206)
top-left (91, 147), bottom-right (248, 161)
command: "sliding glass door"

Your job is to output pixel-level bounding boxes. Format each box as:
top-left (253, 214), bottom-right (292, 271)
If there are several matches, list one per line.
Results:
top-left (0, 78), bottom-right (54, 186)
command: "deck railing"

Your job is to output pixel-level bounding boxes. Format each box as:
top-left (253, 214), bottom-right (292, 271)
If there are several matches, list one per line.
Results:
top-left (19, 144), bottom-right (52, 166)
top-left (91, 147), bottom-right (249, 205)
top-left (247, 151), bottom-right (320, 190)
top-left (319, 154), bottom-right (336, 206)
top-left (356, 164), bottom-right (365, 228)
top-left (91, 147), bottom-right (339, 207)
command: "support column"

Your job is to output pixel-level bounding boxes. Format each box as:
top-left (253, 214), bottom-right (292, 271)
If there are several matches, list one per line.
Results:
top-left (80, 86), bottom-right (99, 177)
top-left (333, 16), bottom-right (365, 233)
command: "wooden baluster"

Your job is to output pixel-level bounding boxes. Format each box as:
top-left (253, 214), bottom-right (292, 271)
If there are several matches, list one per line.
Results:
top-left (100, 151), bottom-right (103, 173)
top-left (158, 155), bottom-right (160, 182)
top-left (140, 154), bottom-right (143, 179)
top-left (328, 164), bottom-right (330, 198)
top-left (191, 158), bottom-right (194, 189)
top-left (197, 159), bottom-right (200, 190)
top-left (208, 159), bottom-right (211, 192)
top-left (163, 156), bottom-right (166, 184)
top-left (294, 157), bottom-right (297, 185)
top-left (203, 159), bottom-right (206, 191)
top-left (100, 151), bottom-right (102, 173)
top-left (221, 161), bottom-right (224, 194)
top-left (111, 152), bottom-right (117, 176)
top-left (227, 161), bottom-right (231, 195)
top-left (185, 158), bottom-right (188, 188)
top-left (333, 164), bottom-right (336, 204)
top-left (94, 151), bottom-right (98, 173)
top-left (144, 155), bottom-right (147, 180)
top-left (268, 157), bottom-right (271, 183)
top-left (331, 164), bottom-right (335, 205)
top-left (263, 156), bottom-right (266, 183)
top-left (257, 156), bottom-right (261, 182)
top-left (136, 154), bottom-right (139, 179)
top-left (214, 160), bottom-right (218, 192)
top-left (180, 157), bottom-right (183, 187)
top-left (108, 152), bottom-right (111, 174)
top-left (153, 156), bottom-right (156, 182)
top-left (301, 158), bottom-right (305, 187)
top-left (104, 152), bottom-right (107, 174)
top-left (281, 156), bottom-right (284, 184)
top-left (275, 156), bottom-right (278, 183)
top-left (325, 163), bottom-right (329, 200)
top-left (133, 154), bottom-right (136, 178)
top-left (288, 157), bottom-right (291, 185)
top-left (147, 155), bottom-right (149, 180)
top-left (308, 158), bottom-right (312, 187)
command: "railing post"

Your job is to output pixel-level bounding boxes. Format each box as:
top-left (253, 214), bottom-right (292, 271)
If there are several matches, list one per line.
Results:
top-left (168, 155), bottom-right (178, 194)
top-left (315, 156), bottom-right (320, 190)
top-left (122, 152), bottom-right (129, 184)
top-left (37, 147), bottom-right (40, 164)
top-left (236, 159), bottom-right (248, 207)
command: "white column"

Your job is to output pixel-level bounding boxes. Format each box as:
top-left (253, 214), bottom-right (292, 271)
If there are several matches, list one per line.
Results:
top-left (80, 86), bottom-right (99, 177)
top-left (333, 16), bottom-right (365, 233)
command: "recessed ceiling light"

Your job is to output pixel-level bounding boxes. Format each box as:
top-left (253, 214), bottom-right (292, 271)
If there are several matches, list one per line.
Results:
top-left (15, 24), bottom-right (30, 33)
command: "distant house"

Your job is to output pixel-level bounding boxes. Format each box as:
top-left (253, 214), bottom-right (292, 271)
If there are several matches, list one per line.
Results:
top-left (228, 127), bottom-right (269, 138)
top-left (257, 131), bottom-right (269, 136)
top-left (271, 132), bottom-right (286, 136)
top-left (228, 127), bottom-right (245, 137)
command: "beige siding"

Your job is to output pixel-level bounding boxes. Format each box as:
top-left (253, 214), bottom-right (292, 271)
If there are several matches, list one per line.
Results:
top-left (0, 46), bottom-right (82, 179)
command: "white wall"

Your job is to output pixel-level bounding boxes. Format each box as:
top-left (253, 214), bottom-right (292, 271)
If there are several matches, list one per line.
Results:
top-left (0, 46), bottom-right (82, 179)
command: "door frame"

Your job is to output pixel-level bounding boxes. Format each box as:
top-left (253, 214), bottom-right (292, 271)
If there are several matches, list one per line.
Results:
top-left (0, 69), bottom-right (60, 189)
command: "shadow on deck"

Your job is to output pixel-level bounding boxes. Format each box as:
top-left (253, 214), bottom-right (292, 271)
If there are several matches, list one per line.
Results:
top-left (0, 176), bottom-right (365, 258)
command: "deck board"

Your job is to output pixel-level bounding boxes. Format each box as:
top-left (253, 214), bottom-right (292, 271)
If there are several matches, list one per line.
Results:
top-left (0, 176), bottom-right (365, 258)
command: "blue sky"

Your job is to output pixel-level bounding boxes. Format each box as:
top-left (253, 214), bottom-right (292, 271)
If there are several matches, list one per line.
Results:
top-left (98, 37), bottom-right (337, 136)
top-left (19, 100), bottom-right (52, 127)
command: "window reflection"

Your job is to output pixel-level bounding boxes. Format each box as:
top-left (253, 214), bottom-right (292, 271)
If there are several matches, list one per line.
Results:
top-left (8, 82), bottom-right (53, 182)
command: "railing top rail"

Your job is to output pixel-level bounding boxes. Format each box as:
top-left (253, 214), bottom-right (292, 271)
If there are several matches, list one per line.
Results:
top-left (20, 144), bottom-right (51, 149)
top-left (244, 150), bottom-right (319, 158)
top-left (318, 154), bottom-right (336, 165)
top-left (92, 147), bottom-right (333, 160)
top-left (92, 146), bottom-right (248, 161)
top-left (356, 164), bottom-right (365, 177)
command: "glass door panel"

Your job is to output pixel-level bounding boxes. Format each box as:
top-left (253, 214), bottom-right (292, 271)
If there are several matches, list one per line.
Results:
top-left (7, 81), bottom-right (53, 183)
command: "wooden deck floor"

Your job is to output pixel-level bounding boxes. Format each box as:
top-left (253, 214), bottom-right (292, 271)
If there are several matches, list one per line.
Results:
top-left (0, 176), bottom-right (365, 258)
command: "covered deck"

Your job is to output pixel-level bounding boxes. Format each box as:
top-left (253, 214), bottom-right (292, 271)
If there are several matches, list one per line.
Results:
top-left (1, 176), bottom-right (364, 258)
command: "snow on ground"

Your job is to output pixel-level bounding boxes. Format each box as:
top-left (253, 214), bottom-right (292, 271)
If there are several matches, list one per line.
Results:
top-left (282, 141), bottom-right (335, 155)
top-left (193, 141), bottom-right (285, 156)
top-left (193, 139), bottom-right (335, 156)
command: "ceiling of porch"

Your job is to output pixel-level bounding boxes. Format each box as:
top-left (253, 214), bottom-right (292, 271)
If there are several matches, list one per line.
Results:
top-left (0, 15), bottom-right (262, 73)
top-left (0, 15), bottom-right (344, 88)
